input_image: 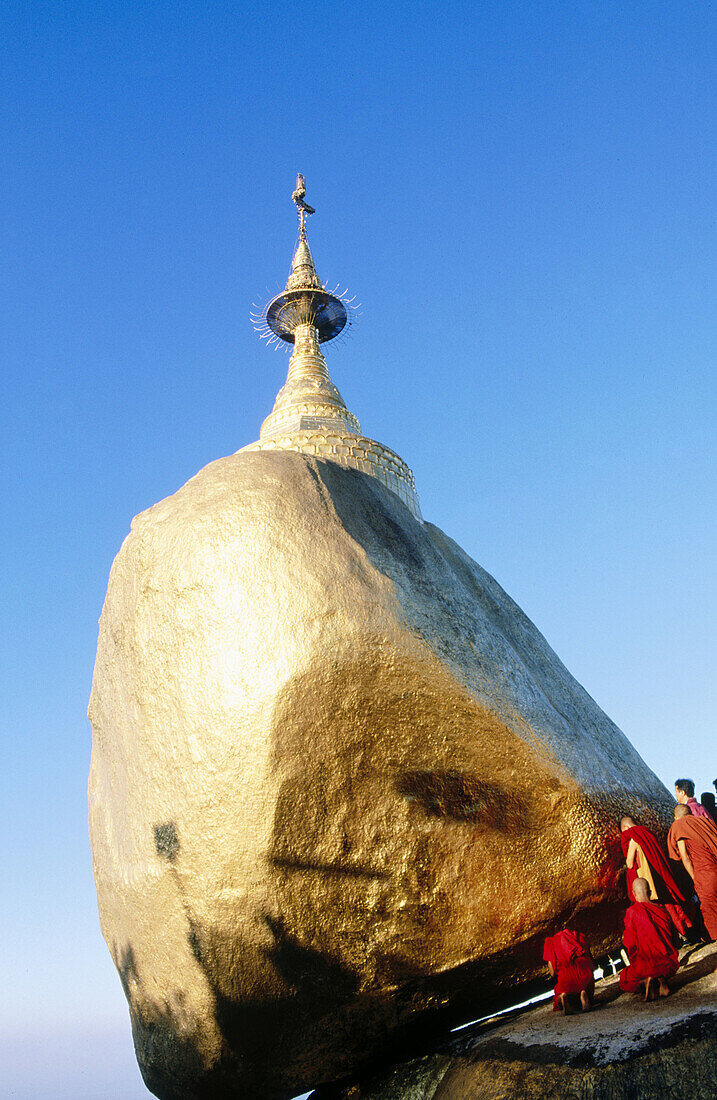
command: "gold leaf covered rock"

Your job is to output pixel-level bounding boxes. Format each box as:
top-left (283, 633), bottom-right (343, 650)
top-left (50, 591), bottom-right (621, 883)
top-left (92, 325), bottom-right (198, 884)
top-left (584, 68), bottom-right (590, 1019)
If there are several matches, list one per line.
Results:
top-left (89, 449), bottom-right (671, 1100)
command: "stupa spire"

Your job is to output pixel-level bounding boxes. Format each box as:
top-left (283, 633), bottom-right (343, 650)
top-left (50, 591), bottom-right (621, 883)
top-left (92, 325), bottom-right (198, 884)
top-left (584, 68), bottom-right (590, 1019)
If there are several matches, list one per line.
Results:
top-left (244, 175), bottom-right (422, 521)
top-left (254, 175), bottom-right (359, 438)
top-left (286, 223), bottom-right (322, 291)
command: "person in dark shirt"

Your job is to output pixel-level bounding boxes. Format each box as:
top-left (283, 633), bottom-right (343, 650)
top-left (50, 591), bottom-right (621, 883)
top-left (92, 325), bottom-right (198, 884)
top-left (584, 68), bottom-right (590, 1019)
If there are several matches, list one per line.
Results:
top-left (700, 792), bottom-right (717, 822)
top-left (675, 778), bottom-right (711, 820)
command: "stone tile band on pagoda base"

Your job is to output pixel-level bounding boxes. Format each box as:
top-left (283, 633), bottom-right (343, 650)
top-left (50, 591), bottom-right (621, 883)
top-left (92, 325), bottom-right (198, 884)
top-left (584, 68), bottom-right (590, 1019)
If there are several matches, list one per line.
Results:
top-left (239, 432), bottom-right (422, 520)
top-left (319, 942), bottom-right (717, 1100)
top-left (259, 403), bottom-right (362, 438)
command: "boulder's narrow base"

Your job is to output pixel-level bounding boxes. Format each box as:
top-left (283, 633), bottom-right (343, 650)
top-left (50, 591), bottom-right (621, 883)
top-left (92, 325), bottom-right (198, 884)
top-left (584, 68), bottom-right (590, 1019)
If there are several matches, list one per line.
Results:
top-left (317, 943), bottom-right (717, 1100)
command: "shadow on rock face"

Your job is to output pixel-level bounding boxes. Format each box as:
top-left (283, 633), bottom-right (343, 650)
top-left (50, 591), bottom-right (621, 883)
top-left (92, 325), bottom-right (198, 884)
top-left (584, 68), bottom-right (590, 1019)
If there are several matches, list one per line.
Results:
top-left (115, 937), bottom-right (209, 1100)
top-left (259, 648), bottom-right (635, 1091)
top-left (127, 651), bottom-right (628, 1099)
top-left (125, 820), bottom-right (366, 1100)
top-left (268, 649), bottom-right (610, 982)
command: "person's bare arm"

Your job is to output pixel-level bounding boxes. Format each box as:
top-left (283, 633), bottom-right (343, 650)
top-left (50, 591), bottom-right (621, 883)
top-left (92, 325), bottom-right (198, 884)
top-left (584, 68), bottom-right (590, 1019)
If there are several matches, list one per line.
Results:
top-left (625, 838), bottom-right (637, 869)
top-left (677, 838), bottom-right (694, 880)
top-left (546, 961), bottom-right (555, 978)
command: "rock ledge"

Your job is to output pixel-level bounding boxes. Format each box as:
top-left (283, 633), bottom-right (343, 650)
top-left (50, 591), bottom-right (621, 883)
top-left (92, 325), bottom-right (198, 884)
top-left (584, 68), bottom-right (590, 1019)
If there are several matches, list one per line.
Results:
top-left (318, 943), bottom-right (717, 1099)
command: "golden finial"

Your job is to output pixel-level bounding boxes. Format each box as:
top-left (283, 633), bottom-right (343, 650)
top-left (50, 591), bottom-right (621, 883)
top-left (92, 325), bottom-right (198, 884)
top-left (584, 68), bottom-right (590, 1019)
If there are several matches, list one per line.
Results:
top-left (291, 173), bottom-right (315, 233)
top-left (252, 174), bottom-right (348, 345)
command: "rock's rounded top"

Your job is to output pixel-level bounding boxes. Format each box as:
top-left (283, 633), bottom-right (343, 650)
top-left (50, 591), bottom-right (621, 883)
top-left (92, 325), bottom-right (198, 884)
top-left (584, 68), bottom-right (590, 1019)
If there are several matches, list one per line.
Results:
top-left (127, 448), bottom-right (667, 805)
top-left (240, 432), bottom-right (422, 520)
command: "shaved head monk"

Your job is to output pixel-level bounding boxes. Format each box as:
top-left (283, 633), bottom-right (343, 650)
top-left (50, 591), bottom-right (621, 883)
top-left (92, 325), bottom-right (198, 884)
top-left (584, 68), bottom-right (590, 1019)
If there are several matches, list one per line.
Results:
top-left (542, 928), bottom-right (594, 1014)
top-left (618, 878), bottom-right (679, 1001)
top-left (668, 804), bottom-right (717, 940)
top-left (675, 778), bottom-right (711, 820)
top-left (619, 816), bottom-right (692, 935)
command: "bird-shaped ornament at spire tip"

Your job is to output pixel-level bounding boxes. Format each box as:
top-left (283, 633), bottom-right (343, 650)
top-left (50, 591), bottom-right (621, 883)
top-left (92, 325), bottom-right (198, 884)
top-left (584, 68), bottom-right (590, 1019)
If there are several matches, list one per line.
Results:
top-left (292, 173), bottom-right (315, 229)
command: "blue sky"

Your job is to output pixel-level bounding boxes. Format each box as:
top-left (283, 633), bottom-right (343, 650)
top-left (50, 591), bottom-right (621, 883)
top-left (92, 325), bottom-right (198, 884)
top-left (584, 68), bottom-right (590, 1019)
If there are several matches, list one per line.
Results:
top-left (2, 2), bottom-right (715, 1096)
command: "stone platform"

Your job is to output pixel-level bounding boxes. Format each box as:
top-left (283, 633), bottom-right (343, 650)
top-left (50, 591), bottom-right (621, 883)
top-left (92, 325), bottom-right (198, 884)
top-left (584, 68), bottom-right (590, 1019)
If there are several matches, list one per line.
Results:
top-left (316, 942), bottom-right (717, 1099)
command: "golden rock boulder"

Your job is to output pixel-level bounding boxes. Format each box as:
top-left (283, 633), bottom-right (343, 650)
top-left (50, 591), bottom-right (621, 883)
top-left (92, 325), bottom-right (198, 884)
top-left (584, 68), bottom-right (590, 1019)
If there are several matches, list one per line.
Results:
top-left (88, 450), bottom-right (671, 1099)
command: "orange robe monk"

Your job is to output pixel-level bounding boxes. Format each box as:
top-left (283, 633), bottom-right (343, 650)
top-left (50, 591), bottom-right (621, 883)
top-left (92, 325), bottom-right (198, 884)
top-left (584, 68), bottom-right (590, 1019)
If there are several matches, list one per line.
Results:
top-left (619, 893), bottom-right (679, 996)
top-left (620, 818), bottom-right (692, 934)
top-left (543, 929), bottom-right (594, 1011)
top-left (668, 810), bottom-right (717, 940)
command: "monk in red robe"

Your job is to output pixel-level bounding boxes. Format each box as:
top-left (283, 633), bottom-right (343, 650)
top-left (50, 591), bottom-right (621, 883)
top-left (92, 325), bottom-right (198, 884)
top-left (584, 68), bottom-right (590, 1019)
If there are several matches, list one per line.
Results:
top-left (668, 804), bottom-right (717, 940)
top-left (619, 878), bottom-right (679, 1000)
top-left (619, 816), bottom-right (692, 935)
top-left (543, 929), bottom-right (594, 1013)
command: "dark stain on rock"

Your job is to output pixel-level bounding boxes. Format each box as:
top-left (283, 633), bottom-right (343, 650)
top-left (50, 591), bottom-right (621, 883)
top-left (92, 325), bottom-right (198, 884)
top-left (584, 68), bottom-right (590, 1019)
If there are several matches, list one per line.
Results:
top-left (271, 854), bottom-right (390, 880)
top-left (154, 822), bottom-right (180, 862)
top-left (395, 769), bottom-right (529, 830)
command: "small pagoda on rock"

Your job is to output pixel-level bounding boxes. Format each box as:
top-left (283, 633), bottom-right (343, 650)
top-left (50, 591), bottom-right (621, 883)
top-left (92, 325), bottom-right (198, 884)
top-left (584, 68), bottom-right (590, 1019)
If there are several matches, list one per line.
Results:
top-left (244, 175), bottom-right (421, 520)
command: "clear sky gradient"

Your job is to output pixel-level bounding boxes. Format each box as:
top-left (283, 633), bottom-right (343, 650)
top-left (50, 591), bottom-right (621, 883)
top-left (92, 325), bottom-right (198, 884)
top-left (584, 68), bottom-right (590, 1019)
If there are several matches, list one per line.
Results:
top-left (3, 2), bottom-right (715, 1096)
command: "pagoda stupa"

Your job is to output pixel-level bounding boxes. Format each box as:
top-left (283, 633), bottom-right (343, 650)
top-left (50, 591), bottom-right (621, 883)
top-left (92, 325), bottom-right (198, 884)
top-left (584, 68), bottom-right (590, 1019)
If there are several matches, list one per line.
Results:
top-left (243, 174), bottom-right (421, 520)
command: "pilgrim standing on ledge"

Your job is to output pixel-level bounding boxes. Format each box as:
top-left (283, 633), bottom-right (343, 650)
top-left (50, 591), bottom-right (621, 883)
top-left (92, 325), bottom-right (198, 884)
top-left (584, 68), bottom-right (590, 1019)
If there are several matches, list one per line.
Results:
top-left (668, 804), bottom-right (717, 941)
top-left (675, 778), bottom-right (711, 819)
top-left (619, 815), bottom-right (692, 934)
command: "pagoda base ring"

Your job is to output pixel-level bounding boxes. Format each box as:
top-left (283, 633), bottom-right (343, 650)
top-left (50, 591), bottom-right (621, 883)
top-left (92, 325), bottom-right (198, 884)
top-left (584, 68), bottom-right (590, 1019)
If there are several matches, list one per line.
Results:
top-left (239, 431), bottom-right (422, 521)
